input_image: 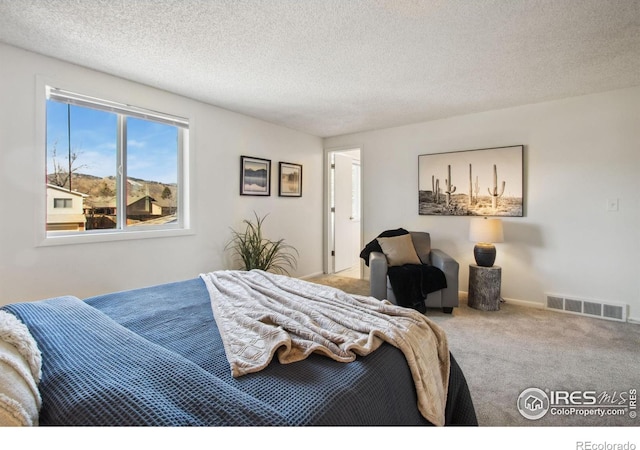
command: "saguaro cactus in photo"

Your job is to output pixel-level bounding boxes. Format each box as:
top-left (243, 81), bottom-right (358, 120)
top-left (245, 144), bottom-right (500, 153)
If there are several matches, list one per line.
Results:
top-left (469, 164), bottom-right (480, 206)
top-left (431, 175), bottom-right (441, 203)
top-left (487, 164), bottom-right (505, 209)
top-left (431, 175), bottom-right (441, 204)
top-left (474, 176), bottom-right (480, 204)
top-left (468, 164), bottom-right (473, 207)
top-left (431, 175), bottom-right (435, 201)
top-left (445, 165), bottom-right (456, 207)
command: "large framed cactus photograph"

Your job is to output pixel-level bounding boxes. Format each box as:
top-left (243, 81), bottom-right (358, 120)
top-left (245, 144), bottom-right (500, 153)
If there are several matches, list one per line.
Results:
top-left (418, 145), bottom-right (524, 216)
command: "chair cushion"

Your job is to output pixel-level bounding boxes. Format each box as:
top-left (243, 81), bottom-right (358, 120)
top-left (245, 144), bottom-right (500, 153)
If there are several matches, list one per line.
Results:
top-left (410, 232), bottom-right (432, 265)
top-left (377, 234), bottom-right (422, 267)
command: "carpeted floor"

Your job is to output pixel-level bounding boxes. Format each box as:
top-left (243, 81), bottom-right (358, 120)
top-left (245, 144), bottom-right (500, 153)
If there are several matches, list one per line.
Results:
top-left (306, 274), bottom-right (640, 427)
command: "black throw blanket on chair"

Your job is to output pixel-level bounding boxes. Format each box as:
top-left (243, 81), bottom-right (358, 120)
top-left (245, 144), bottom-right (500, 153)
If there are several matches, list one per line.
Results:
top-left (387, 264), bottom-right (447, 313)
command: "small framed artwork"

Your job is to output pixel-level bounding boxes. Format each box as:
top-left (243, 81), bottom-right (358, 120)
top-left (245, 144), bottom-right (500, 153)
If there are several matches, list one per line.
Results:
top-left (240, 156), bottom-right (271, 196)
top-left (278, 162), bottom-right (302, 197)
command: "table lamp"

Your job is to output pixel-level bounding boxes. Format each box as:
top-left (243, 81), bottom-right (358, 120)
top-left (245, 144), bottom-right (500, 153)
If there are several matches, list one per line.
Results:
top-left (469, 217), bottom-right (504, 267)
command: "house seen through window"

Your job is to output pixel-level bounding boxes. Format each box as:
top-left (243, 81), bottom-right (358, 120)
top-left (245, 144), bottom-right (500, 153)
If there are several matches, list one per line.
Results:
top-left (45, 87), bottom-right (188, 235)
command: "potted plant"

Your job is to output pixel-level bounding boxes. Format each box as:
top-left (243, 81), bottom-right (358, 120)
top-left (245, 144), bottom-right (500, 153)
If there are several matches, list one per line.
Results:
top-left (225, 211), bottom-right (299, 275)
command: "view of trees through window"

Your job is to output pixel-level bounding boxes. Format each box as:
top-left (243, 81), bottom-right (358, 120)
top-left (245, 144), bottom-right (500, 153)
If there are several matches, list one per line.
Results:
top-left (46, 96), bottom-right (184, 234)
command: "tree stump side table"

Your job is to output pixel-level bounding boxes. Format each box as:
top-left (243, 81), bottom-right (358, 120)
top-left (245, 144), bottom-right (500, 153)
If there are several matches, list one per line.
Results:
top-left (468, 265), bottom-right (502, 311)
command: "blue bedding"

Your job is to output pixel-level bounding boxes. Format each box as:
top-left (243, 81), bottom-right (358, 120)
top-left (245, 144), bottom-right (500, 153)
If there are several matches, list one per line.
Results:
top-left (2, 277), bottom-right (477, 426)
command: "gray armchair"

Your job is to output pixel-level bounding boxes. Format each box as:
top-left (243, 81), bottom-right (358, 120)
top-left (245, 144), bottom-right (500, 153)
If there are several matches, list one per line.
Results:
top-left (369, 231), bottom-right (459, 313)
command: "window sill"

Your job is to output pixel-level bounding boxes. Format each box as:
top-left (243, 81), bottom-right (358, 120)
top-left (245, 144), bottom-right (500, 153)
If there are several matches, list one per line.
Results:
top-left (39, 227), bottom-right (195, 247)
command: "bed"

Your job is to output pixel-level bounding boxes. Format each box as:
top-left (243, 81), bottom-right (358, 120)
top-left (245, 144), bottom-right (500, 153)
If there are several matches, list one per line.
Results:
top-left (0, 270), bottom-right (477, 426)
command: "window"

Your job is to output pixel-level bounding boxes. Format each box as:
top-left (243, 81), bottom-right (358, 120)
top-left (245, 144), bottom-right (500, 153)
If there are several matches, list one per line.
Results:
top-left (53, 198), bottom-right (72, 208)
top-left (45, 87), bottom-right (189, 239)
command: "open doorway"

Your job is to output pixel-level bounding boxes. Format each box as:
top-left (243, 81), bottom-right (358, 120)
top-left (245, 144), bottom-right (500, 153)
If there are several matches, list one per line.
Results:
top-left (325, 148), bottom-right (362, 279)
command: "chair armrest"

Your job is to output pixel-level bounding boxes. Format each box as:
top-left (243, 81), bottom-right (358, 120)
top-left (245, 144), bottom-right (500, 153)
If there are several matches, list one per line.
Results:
top-left (369, 251), bottom-right (388, 300)
top-left (431, 249), bottom-right (459, 307)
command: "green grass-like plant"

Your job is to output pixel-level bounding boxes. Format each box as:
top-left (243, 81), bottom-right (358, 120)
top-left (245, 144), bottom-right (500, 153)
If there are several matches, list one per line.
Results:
top-left (225, 212), bottom-right (299, 275)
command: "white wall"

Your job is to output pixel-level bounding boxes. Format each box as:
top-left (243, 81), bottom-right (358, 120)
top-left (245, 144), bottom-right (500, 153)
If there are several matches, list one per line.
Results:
top-left (325, 86), bottom-right (640, 321)
top-left (0, 43), bottom-right (324, 305)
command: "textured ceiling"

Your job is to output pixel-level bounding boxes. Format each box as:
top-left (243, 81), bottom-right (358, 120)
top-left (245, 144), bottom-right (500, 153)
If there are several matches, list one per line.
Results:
top-left (1, 0), bottom-right (639, 137)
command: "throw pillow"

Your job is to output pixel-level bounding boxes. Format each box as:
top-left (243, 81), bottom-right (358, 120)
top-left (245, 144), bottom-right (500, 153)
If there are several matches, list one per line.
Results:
top-left (376, 234), bottom-right (421, 267)
top-left (359, 228), bottom-right (409, 266)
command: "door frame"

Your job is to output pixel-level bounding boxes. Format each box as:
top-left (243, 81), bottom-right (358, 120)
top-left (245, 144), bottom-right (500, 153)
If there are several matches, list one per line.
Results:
top-left (323, 145), bottom-right (363, 277)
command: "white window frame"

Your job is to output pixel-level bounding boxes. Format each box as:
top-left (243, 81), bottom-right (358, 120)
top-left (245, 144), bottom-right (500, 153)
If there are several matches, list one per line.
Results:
top-left (36, 77), bottom-right (193, 246)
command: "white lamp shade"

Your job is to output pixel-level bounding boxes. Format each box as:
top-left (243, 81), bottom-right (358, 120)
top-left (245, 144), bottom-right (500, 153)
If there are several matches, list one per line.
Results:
top-left (469, 218), bottom-right (504, 243)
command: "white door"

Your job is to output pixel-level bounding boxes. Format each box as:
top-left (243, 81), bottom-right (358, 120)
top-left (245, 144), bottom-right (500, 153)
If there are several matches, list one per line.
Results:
top-left (334, 153), bottom-right (356, 273)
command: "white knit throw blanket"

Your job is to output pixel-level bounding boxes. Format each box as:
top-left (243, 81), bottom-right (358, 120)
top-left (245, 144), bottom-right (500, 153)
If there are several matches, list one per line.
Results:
top-left (200, 270), bottom-right (450, 426)
top-left (0, 310), bottom-right (42, 426)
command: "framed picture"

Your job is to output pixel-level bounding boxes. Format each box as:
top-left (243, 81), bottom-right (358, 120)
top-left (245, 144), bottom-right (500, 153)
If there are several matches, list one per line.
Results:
top-left (418, 145), bottom-right (524, 216)
top-left (278, 162), bottom-right (302, 197)
top-left (240, 156), bottom-right (271, 196)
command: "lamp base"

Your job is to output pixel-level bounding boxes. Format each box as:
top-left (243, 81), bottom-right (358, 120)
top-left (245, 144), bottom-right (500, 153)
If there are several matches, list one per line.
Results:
top-left (474, 243), bottom-right (496, 267)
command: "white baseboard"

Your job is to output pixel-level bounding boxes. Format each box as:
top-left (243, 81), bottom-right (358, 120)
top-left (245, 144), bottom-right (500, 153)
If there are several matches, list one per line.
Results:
top-left (460, 290), bottom-right (544, 310)
top-left (459, 291), bottom-right (545, 309)
top-left (300, 271), bottom-right (325, 280)
top-left (501, 296), bottom-right (546, 309)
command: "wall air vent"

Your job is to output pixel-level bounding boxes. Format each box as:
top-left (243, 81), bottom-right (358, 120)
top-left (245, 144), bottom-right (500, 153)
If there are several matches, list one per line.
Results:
top-left (603, 304), bottom-right (625, 321)
top-left (545, 293), bottom-right (627, 322)
top-left (583, 301), bottom-right (602, 317)
top-left (546, 296), bottom-right (563, 310)
top-left (564, 298), bottom-right (582, 313)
